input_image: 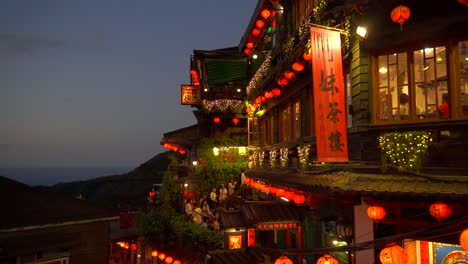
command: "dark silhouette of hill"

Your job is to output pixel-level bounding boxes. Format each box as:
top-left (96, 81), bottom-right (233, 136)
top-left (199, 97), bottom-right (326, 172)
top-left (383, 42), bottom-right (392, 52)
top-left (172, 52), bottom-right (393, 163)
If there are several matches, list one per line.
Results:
top-left (40, 151), bottom-right (171, 210)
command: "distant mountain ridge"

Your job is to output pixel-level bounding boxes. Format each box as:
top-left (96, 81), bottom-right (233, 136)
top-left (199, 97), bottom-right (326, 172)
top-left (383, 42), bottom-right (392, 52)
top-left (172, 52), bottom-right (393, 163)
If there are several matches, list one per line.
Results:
top-left (40, 151), bottom-right (171, 210)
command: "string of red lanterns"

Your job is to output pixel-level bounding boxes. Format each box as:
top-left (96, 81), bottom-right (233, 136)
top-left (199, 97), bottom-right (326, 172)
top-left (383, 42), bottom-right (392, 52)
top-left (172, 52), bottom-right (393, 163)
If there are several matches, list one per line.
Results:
top-left (162, 143), bottom-right (186, 155)
top-left (244, 177), bottom-right (306, 205)
top-left (149, 249), bottom-right (182, 264)
top-left (190, 69), bottom-right (200, 86)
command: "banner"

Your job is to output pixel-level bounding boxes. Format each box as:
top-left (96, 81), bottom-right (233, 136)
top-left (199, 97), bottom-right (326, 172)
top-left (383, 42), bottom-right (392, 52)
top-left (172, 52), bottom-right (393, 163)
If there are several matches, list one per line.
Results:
top-left (181, 84), bottom-right (201, 105)
top-left (311, 26), bottom-right (349, 162)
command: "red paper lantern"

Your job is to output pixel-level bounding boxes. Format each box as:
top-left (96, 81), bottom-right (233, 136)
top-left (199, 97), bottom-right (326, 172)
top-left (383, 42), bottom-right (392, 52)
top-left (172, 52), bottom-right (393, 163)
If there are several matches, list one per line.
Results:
top-left (244, 48), bottom-right (252, 55)
top-left (390, 5), bottom-right (411, 29)
top-left (277, 77), bottom-right (289, 86)
top-left (379, 244), bottom-right (408, 264)
top-left (232, 117), bottom-right (239, 125)
top-left (292, 62), bottom-right (305, 72)
top-left (316, 254), bottom-right (338, 264)
top-left (131, 243), bottom-right (137, 251)
top-left (246, 42), bottom-right (254, 49)
top-left (283, 70), bottom-right (295, 80)
top-left (429, 202), bottom-right (452, 220)
top-left (213, 117), bottom-right (221, 124)
top-left (265, 91), bottom-right (273, 99)
top-left (458, 0), bottom-right (468, 6)
top-left (158, 253), bottom-right (166, 261)
top-left (303, 52), bottom-right (312, 61)
top-left (151, 250), bottom-right (158, 257)
top-left (261, 9), bottom-right (271, 19)
top-left (165, 256), bottom-right (173, 264)
top-left (178, 149), bottom-right (186, 155)
top-left (367, 205), bottom-right (386, 220)
top-left (274, 256), bottom-right (293, 264)
top-left (256, 19), bottom-right (265, 29)
top-left (149, 191), bottom-right (155, 198)
top-left (276, 188), bottom-right (285, 197)
top-left (252, 28), bottom-right (261, 37)
top-left (460, 229), bottom-right (468, 251)
top-left (173, 261), bottom-right (181, 264)
top-left (272, 88), bottom-right (281, 97)
top-left (293, 194), bottom-right (305, 205)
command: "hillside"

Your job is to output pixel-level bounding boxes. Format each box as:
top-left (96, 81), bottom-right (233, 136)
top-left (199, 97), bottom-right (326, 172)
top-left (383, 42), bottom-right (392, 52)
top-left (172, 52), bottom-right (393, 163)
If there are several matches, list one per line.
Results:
top-left (42, 151), bottom-right (171, 210)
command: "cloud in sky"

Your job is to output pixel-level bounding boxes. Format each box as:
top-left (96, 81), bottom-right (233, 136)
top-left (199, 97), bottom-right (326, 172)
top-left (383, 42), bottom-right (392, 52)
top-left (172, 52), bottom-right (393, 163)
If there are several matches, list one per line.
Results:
top-left (0, 33), bottom-right (69, 56)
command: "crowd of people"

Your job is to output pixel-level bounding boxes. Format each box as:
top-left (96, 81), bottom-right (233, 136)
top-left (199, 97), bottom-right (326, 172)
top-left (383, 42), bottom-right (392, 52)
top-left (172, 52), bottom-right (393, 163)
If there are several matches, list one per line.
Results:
top-left (184, 179), bottom-right (237, 232)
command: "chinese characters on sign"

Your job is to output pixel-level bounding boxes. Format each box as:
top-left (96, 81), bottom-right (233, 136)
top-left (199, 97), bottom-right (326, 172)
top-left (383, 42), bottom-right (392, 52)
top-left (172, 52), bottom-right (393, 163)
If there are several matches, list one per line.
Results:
top-left (311, 26), bottom-right (349, 162)
top-left (181, 85), bottom-right (201, 105)
top-left (255, 222), bottom-right (299, 230)
top-left (228, 235), bottom-right (242, 249)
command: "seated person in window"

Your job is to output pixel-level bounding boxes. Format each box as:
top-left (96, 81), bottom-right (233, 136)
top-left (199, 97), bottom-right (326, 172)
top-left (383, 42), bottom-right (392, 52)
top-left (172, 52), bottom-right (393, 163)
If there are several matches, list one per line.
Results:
top-left (438, 93), bottom-right (449, 118)
top-left (399, 93), bottom-right (409, 118)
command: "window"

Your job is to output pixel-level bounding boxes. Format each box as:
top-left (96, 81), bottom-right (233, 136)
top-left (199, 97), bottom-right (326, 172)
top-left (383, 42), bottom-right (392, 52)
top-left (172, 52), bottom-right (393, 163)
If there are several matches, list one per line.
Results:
top-left (375, 41), bottom-right (468, 123)
top-left (459, 40), bottom-right (468, 116)
top-left (280, 104), bottom-right (291, 142)
top-left (293, 100), bottom-right (301, 139)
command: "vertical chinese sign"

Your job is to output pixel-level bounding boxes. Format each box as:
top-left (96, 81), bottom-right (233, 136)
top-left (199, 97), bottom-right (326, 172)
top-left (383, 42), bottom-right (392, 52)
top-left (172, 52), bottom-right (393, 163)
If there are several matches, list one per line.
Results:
top-left (311, 26), bottom-right (348, 162)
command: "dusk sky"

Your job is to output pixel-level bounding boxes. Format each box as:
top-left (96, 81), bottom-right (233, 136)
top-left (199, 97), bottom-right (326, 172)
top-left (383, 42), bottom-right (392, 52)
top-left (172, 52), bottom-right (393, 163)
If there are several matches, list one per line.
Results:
top-left (1, 0), bottom-right (257, 169)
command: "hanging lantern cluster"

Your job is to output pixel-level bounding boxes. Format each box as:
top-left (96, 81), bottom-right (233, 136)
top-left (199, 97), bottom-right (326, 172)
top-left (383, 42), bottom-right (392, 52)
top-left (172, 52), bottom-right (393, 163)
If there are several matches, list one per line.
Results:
top-left (379, 244), bottom-right (408, 264)
top-left (149, 249), bottom-right (182, 264)
top-left (244, 177), bottom-right (306, 205)
top-left (162, 143), bottom-right (186, 155)
top-left (429, 201), bottom-right (452, 221)
top-left (390, 5), bottom-right (411, 31)
top-left (316, 254), bottom-right (338, 264)
top-left (190, 69), bottom-right (200, 86)
top-left (367, 205), bottom-right (386, 220)
top-left (246, 88), bottom-right (282, 114)
top-left (243, 6), bottom-right (275, 56)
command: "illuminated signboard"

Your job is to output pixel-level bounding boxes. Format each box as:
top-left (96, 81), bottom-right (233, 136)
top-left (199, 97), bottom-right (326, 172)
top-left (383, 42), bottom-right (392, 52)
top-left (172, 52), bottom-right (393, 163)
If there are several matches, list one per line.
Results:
top-left (181, 84), bottom-right (201, 105)
top-left (255, 222), bottom-right (299, 230)
top-left (228, 234), bottom-right (242, 249)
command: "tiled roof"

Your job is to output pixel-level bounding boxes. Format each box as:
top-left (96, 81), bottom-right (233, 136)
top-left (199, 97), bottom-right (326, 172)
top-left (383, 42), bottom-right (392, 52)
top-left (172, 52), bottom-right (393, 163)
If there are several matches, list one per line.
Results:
top-left (244, 168), bottom-right (468, 201)
top-left (218, 200), bottom-right (302, 229)
top-left (206, 248), bottom-right (265, 264)
top-left (0, 176), bottom-right (118, 230)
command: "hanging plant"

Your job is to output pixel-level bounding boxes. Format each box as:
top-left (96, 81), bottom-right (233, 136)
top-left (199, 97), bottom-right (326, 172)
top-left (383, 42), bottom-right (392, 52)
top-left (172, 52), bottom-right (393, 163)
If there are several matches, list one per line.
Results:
top-left (378, 131), bottom-right (432, 173)
top-left (297, 144), bottom-right (311, 170)
top-left (269, 149), bottom-right (278, 168)
top-left (280, 147), bottom-right (289, 168)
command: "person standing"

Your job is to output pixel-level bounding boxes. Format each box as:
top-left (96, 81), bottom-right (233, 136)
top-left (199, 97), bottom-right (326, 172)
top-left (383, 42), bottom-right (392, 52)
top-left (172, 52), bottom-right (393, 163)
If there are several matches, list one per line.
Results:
top-left (210, 187), bottom-right (218, 208)
top-left (228, 180), bottom-right (237, 196)
top-left (219, 184), bottom-right (228, 203)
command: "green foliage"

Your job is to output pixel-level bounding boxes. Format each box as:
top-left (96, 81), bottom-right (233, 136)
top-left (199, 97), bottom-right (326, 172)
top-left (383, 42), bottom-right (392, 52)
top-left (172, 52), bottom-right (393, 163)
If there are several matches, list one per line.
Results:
top-left (379, 131), bottom-right (432, 173)
top-left (191, 137), bottom-right (248, 193)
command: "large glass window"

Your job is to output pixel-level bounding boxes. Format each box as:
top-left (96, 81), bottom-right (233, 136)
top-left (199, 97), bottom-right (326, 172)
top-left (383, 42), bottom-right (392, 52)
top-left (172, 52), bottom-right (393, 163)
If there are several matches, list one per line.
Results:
top-left (280, 104), bottom-right (291, 142)
top-left (459, 40), bottom-right (468, 116)
top-left (375, 42), bottom-right (468, 123)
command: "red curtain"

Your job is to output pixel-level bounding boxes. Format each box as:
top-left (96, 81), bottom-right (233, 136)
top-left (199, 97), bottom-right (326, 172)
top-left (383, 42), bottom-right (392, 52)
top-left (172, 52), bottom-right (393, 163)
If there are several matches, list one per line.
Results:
top-left (311, 26), bottom-right (349, 162)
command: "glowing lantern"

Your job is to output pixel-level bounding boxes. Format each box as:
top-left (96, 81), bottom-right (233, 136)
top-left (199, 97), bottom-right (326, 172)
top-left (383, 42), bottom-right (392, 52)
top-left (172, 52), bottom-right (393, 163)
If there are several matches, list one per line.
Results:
top-left (274, 255), bottom-right (293, 264)
top-left (244, 48), bottom-right (252, 55)
top-left (256, 19), bottom-right (265, 29)
top-left (158, 253), bottom-right (166, 261)
top-left (213, 117), bottom-right (221, 124)
top-left (458, 0), bottom-right (468, 6)
top-left (173, 261), bottom-right (181, 264)
top-left (277, 77), bottom-right (289, 87)
top-left (252, 28), bottom-right (261, 37)
top-left (293, 194), bottom-right (305, 205)
top-left (283, 191), bottom-right (295, 200)
top-left (367, 205), bottom-right (386, 220)
top-left (165, 256), bottom-right (173, 263)
top-left (149, 191), bottom-right (155, 198)
top-left (272, 88), bottom-right (281, 97)
top-left (178, 149), bottom-right (186, 155)
top-left (303, 52), bottom-right (312, 61)
top-left (265, 91), bottom-right (273, 99)
top-left (276, 188), bottom-right (285, 197)
top-left (379, 244), bottom-right (408, 264)
top-left (429, 202), bottom-right (452, 220)
top-left (284, 70), bottom-right (295, 80)
top-left (190, 69), bottom-right (197, 76)
top-left (151, 250), bottom-right (158, 257)
top-left (292, 62), bottom-right (305, 72)
top-left (316, 254), bottom-right (338, 264)
top-left (460, 229), bottom-right (468, 251)
top-left (232, 117), bottom-right (240, 125)
top-left (261, 9), bottom-right (271, 19)
top-left (390, 5), bottom-right (411, 30)
top-left (246, 42), bottom-right (254, 49)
